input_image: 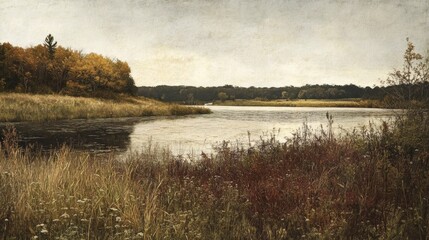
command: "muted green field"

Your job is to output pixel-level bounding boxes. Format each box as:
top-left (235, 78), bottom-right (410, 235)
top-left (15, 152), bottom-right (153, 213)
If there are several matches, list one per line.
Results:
top-left (214, 98), bottom-right (382, 108)
top-left (0, 93), bottom-right (210, 122)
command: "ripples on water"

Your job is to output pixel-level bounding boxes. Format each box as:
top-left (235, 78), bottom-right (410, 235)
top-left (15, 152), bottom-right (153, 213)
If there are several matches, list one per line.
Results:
top-left (0, 106), bottom-right (395, 155)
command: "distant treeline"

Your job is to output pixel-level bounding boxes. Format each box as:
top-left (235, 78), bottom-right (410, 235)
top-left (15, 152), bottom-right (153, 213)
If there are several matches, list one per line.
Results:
top-left (0, 35), bottom-right (137, 97)
top-left (140, 40), bottom-right (429, 106)
top-left (138, 84), bottom-right (391, 104)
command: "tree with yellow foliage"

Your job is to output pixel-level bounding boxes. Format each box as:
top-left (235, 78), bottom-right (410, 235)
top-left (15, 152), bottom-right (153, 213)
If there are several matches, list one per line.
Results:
top-left (0, 34), bottom-right (137, 97)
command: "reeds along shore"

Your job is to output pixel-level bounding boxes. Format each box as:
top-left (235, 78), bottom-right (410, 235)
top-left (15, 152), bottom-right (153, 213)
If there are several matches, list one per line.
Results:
top-left (0, 93), bottom-right (211, 122)
top-left (1, 111), bottom-right (428, 239)
top-left (214, 98), bottom-right (383, 108)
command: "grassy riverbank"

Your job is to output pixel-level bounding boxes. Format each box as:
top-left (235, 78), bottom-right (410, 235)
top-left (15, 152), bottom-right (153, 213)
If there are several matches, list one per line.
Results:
top-left (1, 111), bottom-right (428, 239)
top-left (0, 93), bottom-right (210, 122)
top-left (214, 98), bottom-right (382, 108)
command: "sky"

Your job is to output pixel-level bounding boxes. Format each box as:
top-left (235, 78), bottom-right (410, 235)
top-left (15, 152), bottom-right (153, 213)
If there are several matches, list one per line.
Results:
top-left (1, 0), bottom-right (428, 87)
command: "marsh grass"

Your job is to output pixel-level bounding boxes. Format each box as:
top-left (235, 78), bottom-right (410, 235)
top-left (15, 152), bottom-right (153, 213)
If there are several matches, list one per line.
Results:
top-left (1, 113), bottom-right (428, 239)
top-left (214, 98), bottom-right (382, 108)
top-left (0, 93), bottom-right (210, 122)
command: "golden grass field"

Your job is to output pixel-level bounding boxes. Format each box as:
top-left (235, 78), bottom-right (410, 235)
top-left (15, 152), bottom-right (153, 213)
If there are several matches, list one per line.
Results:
top-left (214, 98), bottom-right (382, 108)
top-left (0, 93), bottom-right (211, 122)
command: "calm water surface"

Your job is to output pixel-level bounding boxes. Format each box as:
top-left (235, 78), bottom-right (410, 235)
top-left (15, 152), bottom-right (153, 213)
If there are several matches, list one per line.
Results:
top-left (0, 106), bottom-right (395, 155)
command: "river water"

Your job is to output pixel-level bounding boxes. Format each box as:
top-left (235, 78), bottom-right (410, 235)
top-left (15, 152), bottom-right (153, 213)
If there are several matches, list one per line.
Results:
top-left (0, 106), bottom-right (395, 155)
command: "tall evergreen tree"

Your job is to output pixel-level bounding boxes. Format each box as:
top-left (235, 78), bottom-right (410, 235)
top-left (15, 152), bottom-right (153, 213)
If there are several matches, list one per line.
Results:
top-left (44, 34), bottom-right (57, 60)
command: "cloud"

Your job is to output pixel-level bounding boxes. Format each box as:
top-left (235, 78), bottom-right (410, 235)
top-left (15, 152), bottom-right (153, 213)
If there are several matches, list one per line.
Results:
top-left (1, 0), bottom-right (428, 87)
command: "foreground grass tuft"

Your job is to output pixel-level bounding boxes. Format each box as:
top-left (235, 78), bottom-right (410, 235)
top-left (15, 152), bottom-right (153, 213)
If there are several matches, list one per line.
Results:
top-left (0, 93), bottom-right (211, 122)
top-left (0, 112), bottom-right (428, 239)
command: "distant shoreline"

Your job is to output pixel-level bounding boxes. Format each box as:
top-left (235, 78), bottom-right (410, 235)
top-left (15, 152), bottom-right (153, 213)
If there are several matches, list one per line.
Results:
top-left (211, 98), bottom-right (383, 108)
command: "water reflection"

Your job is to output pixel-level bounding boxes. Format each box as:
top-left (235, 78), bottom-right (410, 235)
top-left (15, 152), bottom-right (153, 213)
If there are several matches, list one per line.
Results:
top-left (0, 106), bottom-right (395, 155)
top-left (0, 118), bottom-right (141, 153)
top-left (128, 106), bottom-right (395, 155)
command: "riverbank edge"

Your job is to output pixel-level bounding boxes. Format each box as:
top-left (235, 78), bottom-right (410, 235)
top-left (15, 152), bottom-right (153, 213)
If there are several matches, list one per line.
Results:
top-left (211, 98), bottom-right (383, 108)
top-left (0, 93), bottom-right (211, 122)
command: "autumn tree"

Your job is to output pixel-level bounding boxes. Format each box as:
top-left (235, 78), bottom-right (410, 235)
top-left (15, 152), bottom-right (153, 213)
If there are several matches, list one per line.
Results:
top-left (0, 39), bottom-right (136, 96)
top-left (64, 52), bottom-right (136, 96)
top-left (112, 60), bottom-right (135, 94)
top-left (50, 47), bottom-right (80, 92)
top-left (382, 39), bottom-right (429, 157)
top-left (0, 43), bottom-right (36, 92)
top-left (383, 39), bottom-right (429, 109)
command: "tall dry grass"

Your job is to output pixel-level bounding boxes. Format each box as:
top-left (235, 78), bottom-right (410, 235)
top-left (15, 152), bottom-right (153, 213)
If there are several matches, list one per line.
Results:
top-left (0, 93), bottom-right (210, 122)
top-left (1, 112), bottom-right (428, 239)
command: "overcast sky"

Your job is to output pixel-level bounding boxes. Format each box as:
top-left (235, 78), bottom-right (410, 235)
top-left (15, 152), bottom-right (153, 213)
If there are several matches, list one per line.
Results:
top-left (1, 0), bottom-right (428, 87)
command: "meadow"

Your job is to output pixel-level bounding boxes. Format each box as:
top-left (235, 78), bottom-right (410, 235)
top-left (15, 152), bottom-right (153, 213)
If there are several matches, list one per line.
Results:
top-left (0, 93), bottom-right (210, 122)
top-left (1, 110), bottom-right (428, 239)
top-left (214, 98), bottom-right (382, 108)
top-left (1, 16), bottom-right (427, 240)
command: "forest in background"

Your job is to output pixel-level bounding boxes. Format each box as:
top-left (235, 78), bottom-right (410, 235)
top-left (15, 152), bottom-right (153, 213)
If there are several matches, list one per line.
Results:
top-left (138, 83), bottom-right (429, 104)
top-left (0, 35), bottom-right (137, 97)
top-left (138, 40), bottom-right (429, 105)
top-left (138, 84), bottom-right (376, 103)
